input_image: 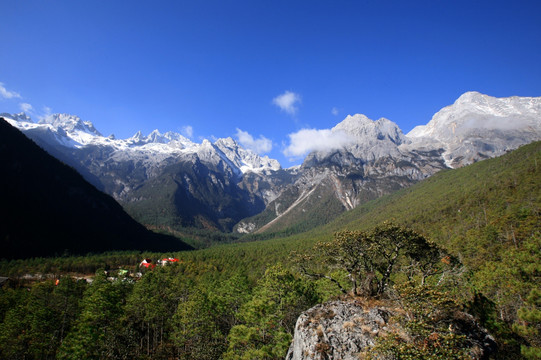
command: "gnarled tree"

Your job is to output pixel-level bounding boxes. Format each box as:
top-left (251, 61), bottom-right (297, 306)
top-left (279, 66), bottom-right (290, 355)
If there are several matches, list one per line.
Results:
top-left (294, 222), bottom-right (456, 297)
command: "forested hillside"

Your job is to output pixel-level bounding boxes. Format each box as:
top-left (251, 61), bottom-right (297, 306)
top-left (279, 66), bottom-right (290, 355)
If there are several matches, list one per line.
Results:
top-left (0, 141), bottom-right (539, 359)
top-left (328, 141), bottom-right (540, 268)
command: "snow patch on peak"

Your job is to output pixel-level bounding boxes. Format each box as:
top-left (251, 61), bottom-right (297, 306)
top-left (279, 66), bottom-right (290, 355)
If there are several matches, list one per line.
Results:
top-left (407, 92), bottom-right (541, 168)
top-left (127, 131), bottom-right (145, 145)
top-left (455, 91), bottom-right (485, 103)
top-left (201, 139), bottom-right (213, 147)
top-left (146, 129), bottom-right (191, 144)
top-left (214, 137), bottom-right (239, 151)
top-left (147, 129), bottom-right (163, 142)
top-left (4, 111), bottom-right (283, 175)
top-left (39, 113), bottom-right (102, 137)
top-left (408, 92), bottom-right (541, 141)
top-left (214, 136), bottom-right (281, 174)
top-left (125, 129), bottom-right (194, 151)
top-left (1, 112), bottom-right (33, 123)
top-left (332, 114), bottom-right (405, 145)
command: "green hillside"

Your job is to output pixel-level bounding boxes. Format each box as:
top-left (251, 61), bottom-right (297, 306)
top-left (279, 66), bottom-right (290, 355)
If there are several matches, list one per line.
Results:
top-left (1, 141), bottom-right (539, 359)
top-left (322, 141), bottom-right (540, 269)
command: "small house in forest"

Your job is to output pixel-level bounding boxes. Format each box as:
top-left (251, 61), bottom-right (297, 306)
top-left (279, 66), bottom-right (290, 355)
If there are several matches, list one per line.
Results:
top-left (139, 258), bottom-right (155, 269)
top-left (158, 258), bottom-right (180, 266)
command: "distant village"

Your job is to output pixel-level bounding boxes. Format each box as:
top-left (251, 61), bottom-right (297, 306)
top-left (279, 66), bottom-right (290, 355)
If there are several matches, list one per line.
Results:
top-left (139, 257), bottom-right (180, 269)
top-left (0, 257), bottom-right (182, 288)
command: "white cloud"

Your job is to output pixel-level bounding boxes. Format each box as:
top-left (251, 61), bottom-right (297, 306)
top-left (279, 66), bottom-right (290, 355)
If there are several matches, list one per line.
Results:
top-left (236, 128), bottom-right (273, 154)
top-left (331, 107), bottom-right (339, 116)
top-left (35, 106), bottom-right (53, 121)
top-left (181, 125), bottom-right (193, 138)
top-left (19, 103), bottom-right (33, 113)
top-left (283, 128), bottom-right (355, 158)
top-left (272, 91), bottom-right (301, 115)
top-left (0, 82), bottom-right (22, 99)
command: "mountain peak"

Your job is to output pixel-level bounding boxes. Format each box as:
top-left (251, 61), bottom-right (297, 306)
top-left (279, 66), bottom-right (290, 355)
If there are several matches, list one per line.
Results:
top-left (407, 92), bottom-right (541, 167)
top-left (408, 92), bottom-right (541, 139)
top-left (201, 139), bottom-right (213, 147)
top-left (147, 129), bottom-right (165, 143)
top-left (0, 112), bottom-right (33, 123)
top-left (212, 136), bottom-right (281, 174)
top-left (39, 113), bottom-right (102, 137)
top-left (456, 91), bottom-right (485, 103)
top-left (130, 131), bottom-right (144, 142)
top-left (332, 114), bottom-right (404, 145)
top-left (215, 137), bottom-right (238, 148)
top-left (125, 129), bottom-right (193, 148)
top-left (333, 114), bottom-right (371, 131)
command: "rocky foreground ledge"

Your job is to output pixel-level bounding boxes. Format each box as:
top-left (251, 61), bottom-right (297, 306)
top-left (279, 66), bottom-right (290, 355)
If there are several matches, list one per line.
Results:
top-left (285, 299), bottom-right (497, 360)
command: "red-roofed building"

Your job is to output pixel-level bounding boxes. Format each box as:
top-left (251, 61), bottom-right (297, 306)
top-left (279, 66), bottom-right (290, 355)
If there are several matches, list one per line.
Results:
top-left (158, 258), bottom-right (180, 266)
top-left (139, 258), bottom-right (156, 269)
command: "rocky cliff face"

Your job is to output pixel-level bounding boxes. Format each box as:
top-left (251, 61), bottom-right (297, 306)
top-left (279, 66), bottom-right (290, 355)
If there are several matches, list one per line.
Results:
top-left (286, 299), bottom-right (497, 360)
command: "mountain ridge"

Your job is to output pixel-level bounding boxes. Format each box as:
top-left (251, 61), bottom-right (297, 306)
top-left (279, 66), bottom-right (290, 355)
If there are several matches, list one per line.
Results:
top-left (3, 91), bottom-right (540, 236)
top-left (238, 92), bottom-right (540, 235)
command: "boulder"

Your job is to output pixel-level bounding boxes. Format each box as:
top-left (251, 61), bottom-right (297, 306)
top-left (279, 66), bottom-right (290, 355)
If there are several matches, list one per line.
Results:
top-left (286, 299), bottom-right (497, 360)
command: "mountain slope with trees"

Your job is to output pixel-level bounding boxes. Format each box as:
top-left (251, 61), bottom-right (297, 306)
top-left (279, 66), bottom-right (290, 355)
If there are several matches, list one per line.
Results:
top-left (287, 141), bottom-right (541, 358)
top-left (326, 141), bottom-right (540, 268)
top-left (0, 118), bottom-right (192, 259)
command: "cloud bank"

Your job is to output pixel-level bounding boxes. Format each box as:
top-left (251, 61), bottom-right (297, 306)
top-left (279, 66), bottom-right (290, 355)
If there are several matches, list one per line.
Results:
top-left (0, 82), bottom-right (21, 99)
top-left (19, 103), bottom-right (33, 113)
top-left (283, 128), bottom-right (355, 158)
top-left (273, 91), bottom-right (301, 115)
top-left (236, 128), bottom-right (272, 154)
top-left (0, 81), bottom-right (52, 121)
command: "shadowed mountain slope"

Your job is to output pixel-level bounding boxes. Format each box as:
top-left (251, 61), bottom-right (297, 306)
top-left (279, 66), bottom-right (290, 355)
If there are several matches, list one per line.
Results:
top-left (0, 118), bottom-right (192, 259)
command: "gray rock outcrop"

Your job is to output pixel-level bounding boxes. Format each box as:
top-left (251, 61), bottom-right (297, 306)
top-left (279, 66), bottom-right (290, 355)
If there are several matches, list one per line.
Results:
top-left (286, 300), bottom-right (395, 360)
top-left (285, 299), bottom-right (497, 360)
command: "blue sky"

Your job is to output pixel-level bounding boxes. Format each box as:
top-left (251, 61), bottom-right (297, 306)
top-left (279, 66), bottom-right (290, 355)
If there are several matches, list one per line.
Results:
top-left (1, 0), bottom-right (540, 166)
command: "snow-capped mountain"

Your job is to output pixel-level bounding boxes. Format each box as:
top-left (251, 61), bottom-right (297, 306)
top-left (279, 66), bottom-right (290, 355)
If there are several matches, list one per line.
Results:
top-left (236, 92), bottom-right (541, 234)
top-left (407, 91), bottom-right (541, 167)
top-left (2, 91), bottom-right (540, 235)
top-left (236, 114), bottom-right (447, 234)
top-left (1, 111), bottom-right (286, 231)
top-left (2, 112), bottom-right (280, 174)
top-left (333, 114), bottom-right (405, 147)
top-left (40, 113), bottom-right (102, 137)
top-left (214, 137), bottom-right (281, 174)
